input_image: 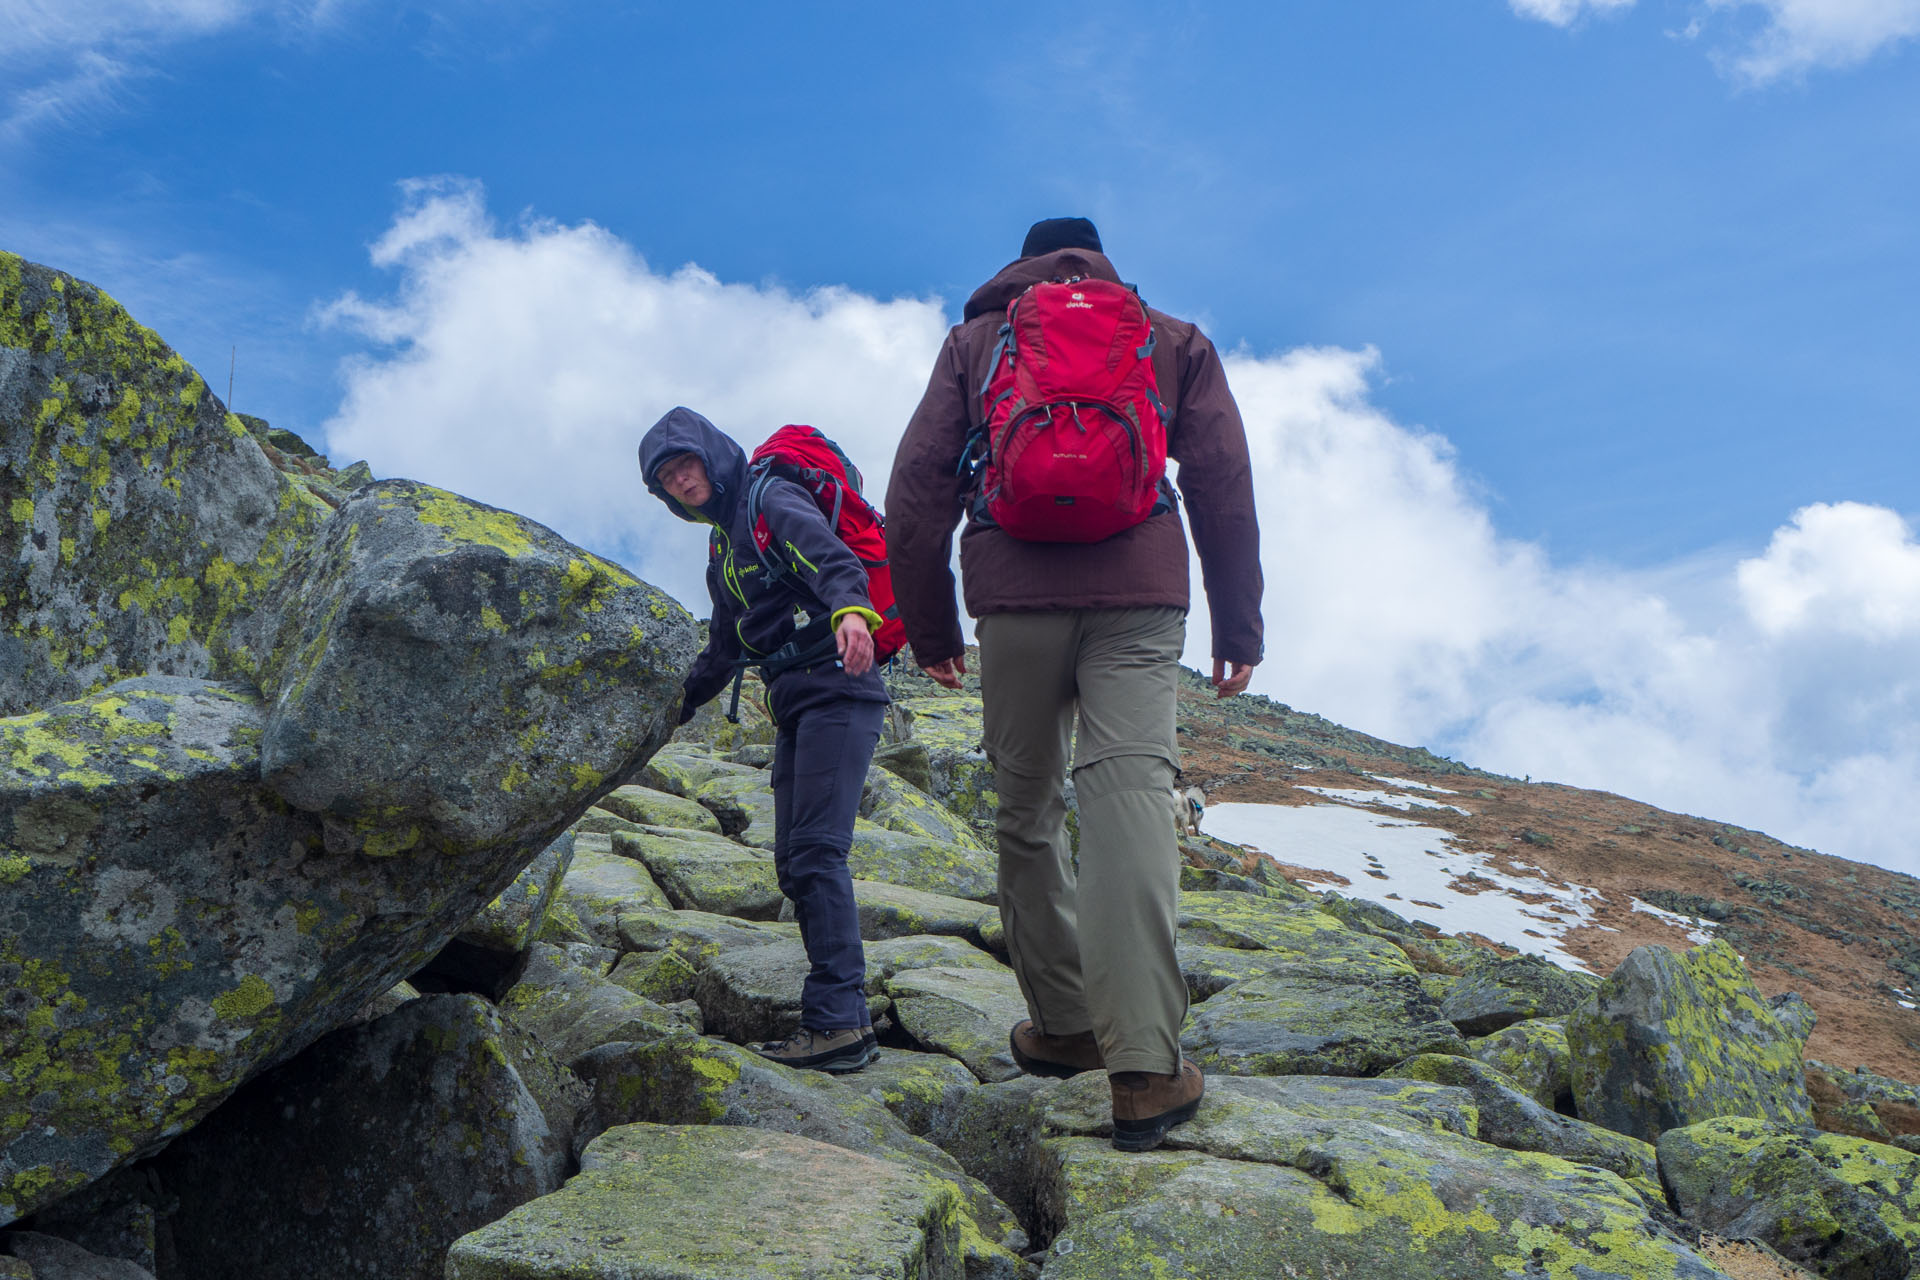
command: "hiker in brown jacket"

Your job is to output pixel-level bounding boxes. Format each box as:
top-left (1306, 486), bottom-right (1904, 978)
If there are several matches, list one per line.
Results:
top-left (885, 217), bottom-right (1264, 1150)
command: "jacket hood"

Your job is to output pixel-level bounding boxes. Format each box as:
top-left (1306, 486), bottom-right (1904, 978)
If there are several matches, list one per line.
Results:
top-left (638, 406), bottom-right (748, 524)
top-left (962, 248), bottom-right (1125, 322)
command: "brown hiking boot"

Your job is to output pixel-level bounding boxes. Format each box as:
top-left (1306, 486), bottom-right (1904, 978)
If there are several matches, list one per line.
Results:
top-left (1110, 1059), bottom-right (1205, 1151)
top-left (752, 1026), bottom-right (878, 1073)
top-left (1009, 1020), bottom-right (1105, 1078)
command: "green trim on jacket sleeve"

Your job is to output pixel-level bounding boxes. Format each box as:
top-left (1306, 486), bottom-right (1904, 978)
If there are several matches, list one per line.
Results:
top-left (831, 605), bottom-right (885, 634)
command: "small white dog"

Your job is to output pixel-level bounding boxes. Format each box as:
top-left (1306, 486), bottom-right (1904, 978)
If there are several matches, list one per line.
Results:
top-left (1174, 785), bottom-right (1206, 837)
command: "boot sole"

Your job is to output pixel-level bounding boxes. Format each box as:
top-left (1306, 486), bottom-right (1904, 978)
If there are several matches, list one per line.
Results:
top-left (756, 1038), bottom-right (879, 1074)
top-left (1111, 1096), bottom-right (1202, 1152)
top-left (1008, 1029), bottom-right (1100, 1079)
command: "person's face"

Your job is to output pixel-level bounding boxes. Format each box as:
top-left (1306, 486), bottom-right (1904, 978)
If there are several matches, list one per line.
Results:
top-left (655, 452), bottom-right (713, 507)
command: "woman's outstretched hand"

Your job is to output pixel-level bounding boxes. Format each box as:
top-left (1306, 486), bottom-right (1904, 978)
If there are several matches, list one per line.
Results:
top-left (836, 613), bottom-right (876, 676)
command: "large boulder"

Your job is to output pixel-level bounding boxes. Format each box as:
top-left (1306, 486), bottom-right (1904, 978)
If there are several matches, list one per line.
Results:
top-left (1567, 941), bottom-right (1812, 1142)
top-left (611, 826), bottom-right (783, 919)
top-left (1658, 1116), bottom-right (1920, 1280)
top-left (0, 254), bottom-right (327, 716)
top-left (1182, 961), bottom-right (1465, 1077)
top-left (445, 1125), bottom-right (967, 1280)
top-left (238, 478), bottom-right (696, 860)
top-left (0, 257), bottom-right (701, 1223)
top-left (1030, 1071), bottom-right (1727, 1280)
top-left (150, 995), bottom-right (573, 1280)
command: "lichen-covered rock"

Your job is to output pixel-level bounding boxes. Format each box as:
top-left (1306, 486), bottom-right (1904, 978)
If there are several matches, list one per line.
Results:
top-left (691, 940), bottom-right (889, 1043)
top-left (611, 826), bottom-right (784, 920)
top-left (888, 965), bottom-right (1029, 1082)
top-left (444, 1125), bottom-right (967, 1280)
top-left (151, 994), bottom-right (570, 1280)
top-left (1658, 1116), bottom-right (1920, 1279)
top-left (1385, 1053), bottom-right (1663, 1203)
top-left (1028, 1069), bottom-right (1724, 1279)
top-left (0, 679), bottom-right (593, 1223)
top-left (847, 824), bottom-right (998, 903)
top-left (455, 831), bottom-right (576, 955)
top-left (0, 254), bottom-right (326, 717)
top-left (894, 695), bottom-right (996, 835)
top-left (1568, 941), bottom-right (1812, 1142)
top-left (591, 783), bottom-right (719, 833)
top-left (684, 772), bottom-right (779, 847)
top-left (1465, 1017), bottom-right (1573, 1110)
top-left (1175, 891), bottom-right (1394, 960)
top-left (568, 1032), bottom-right (1026, 1271)
top-left (554, 834), bottom-right (672, 946)
top-left (782, 878), bottom-right (996, 944)
top-left (240, 478), bottom-right (696, 860)
top-left (1441, 952), bottom-right (1599, 1036)
top-left (565, 807), bottom-right (643, 836)
top-left (607, 948), bottom-right (701, 1005)
top-left (612, 905), bottom-right (798, 961)
top-left (861, 765), bottom-right (989, 851)
top-left (1182, 961), bottom-right (1465, 1077)
top-left (852, 1049), bottom-right (983, 1138)
top-left (636, 746), bottom-right (757, 798)
top-left (1806, 1060), bottom-right (1920, 1144)
top-left (1034, 1131), bottom-right (1725, 1280)
top-left (498, 943), bottom-right (687, 1065)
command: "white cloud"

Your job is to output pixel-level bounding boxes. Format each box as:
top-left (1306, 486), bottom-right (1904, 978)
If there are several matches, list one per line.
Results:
top-left (321, 181), bottom-right (1920, 876)
top-left (1510, 0), bottom-right (1920, 81)
top-left (0, 0), bottom-right (354, 140)
top-left (1508, 0), bottom-right (1635, 28)
top-left (1707, 0), bottom-right (1920, 79)
top-left (318, 177), bottom-right (950, 616)
top-left (1737, 501), bottom-right (1920, 640)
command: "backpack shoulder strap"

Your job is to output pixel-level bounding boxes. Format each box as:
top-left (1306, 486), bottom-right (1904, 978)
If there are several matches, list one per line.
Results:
top-left (742, 462), bottom-right (787, 581)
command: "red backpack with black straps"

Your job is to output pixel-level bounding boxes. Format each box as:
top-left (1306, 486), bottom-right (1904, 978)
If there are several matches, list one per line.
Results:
top-left (970, 276), bottom-right (1172, 543)
top-left (744, 425), bottom-right (908, 663)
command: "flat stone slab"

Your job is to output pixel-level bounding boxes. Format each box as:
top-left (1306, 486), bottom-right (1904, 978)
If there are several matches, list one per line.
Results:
top-left (887, 965), bottom-right (1028, 1082)
top-left (847, 824), bottom-right (997, 903)
top-left (568, 1032), bottom-right (1023, 1264)
top-left (613, 827), bottom-right (784, 920)
top-left (780, 879), bottom-right (995, 944)
top-left (1386, 1053), bottom-right (1662, 1202)
top-left (1034, 1132), bottom-right (1724, 1280)
top-left (1183, 963), bottom-right (1465, 1077)
top-left (692, 941), bottom-right (888, 1043)
top-left (849, 1049), bottom-right (982, 1138)
top-left (444, 1125), bottom-right (967, 1280)
top-left (614, 906), bottom-right (798, 961)
top-left (593, 783), bottom-right (719, 833)
top-left (500, 944), bottom-right (688, 1065)
top-left (553, 836), bottom-right (671, 947)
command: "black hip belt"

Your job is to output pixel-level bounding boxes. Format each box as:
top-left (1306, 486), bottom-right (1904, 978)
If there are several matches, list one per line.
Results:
top-left (725, 620), bottom-right (837, 723)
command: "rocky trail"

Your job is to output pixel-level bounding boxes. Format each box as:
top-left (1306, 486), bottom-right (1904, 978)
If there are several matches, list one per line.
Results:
top-left (4, 251), bottom-right (1920, 1279)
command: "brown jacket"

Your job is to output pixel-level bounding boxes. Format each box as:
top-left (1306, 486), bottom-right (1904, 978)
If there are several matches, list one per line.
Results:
top-left (885, 248), bottom-right (1265, 669)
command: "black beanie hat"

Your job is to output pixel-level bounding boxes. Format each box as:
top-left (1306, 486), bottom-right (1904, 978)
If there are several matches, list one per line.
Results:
top-left (1020, 217), bottom-right (1102, 258)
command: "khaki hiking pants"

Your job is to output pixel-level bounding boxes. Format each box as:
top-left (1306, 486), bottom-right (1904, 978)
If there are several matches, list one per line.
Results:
top-left (977, 606), bottom-right (1187, 1077)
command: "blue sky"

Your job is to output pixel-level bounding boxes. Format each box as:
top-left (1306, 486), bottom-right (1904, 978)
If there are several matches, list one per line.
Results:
top-left (5, 1), bottom-right (1919, 870)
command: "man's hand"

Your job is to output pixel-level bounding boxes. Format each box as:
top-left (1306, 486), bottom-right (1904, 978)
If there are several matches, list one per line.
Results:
top-left (920, 653), bottom-right (967, 691)
top-left (836, 614), bottom-right (876, 676)
top-left (1212, 658), bottom-right (1253, 699)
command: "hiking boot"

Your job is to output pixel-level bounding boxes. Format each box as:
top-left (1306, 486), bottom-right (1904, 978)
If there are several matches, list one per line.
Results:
top-left (1009, 1020), bottom-right (1105, 1078)
top-left (1110, 1059), bottom-right (1205, 1152)
top-left (753, 1026), bottom-right (878, 1073)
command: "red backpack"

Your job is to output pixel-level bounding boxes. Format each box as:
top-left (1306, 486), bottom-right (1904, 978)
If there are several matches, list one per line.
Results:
top-left (970, 277), bottom-right (1172, 543)
top-left (744, 425), bottom-right (909, 663)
